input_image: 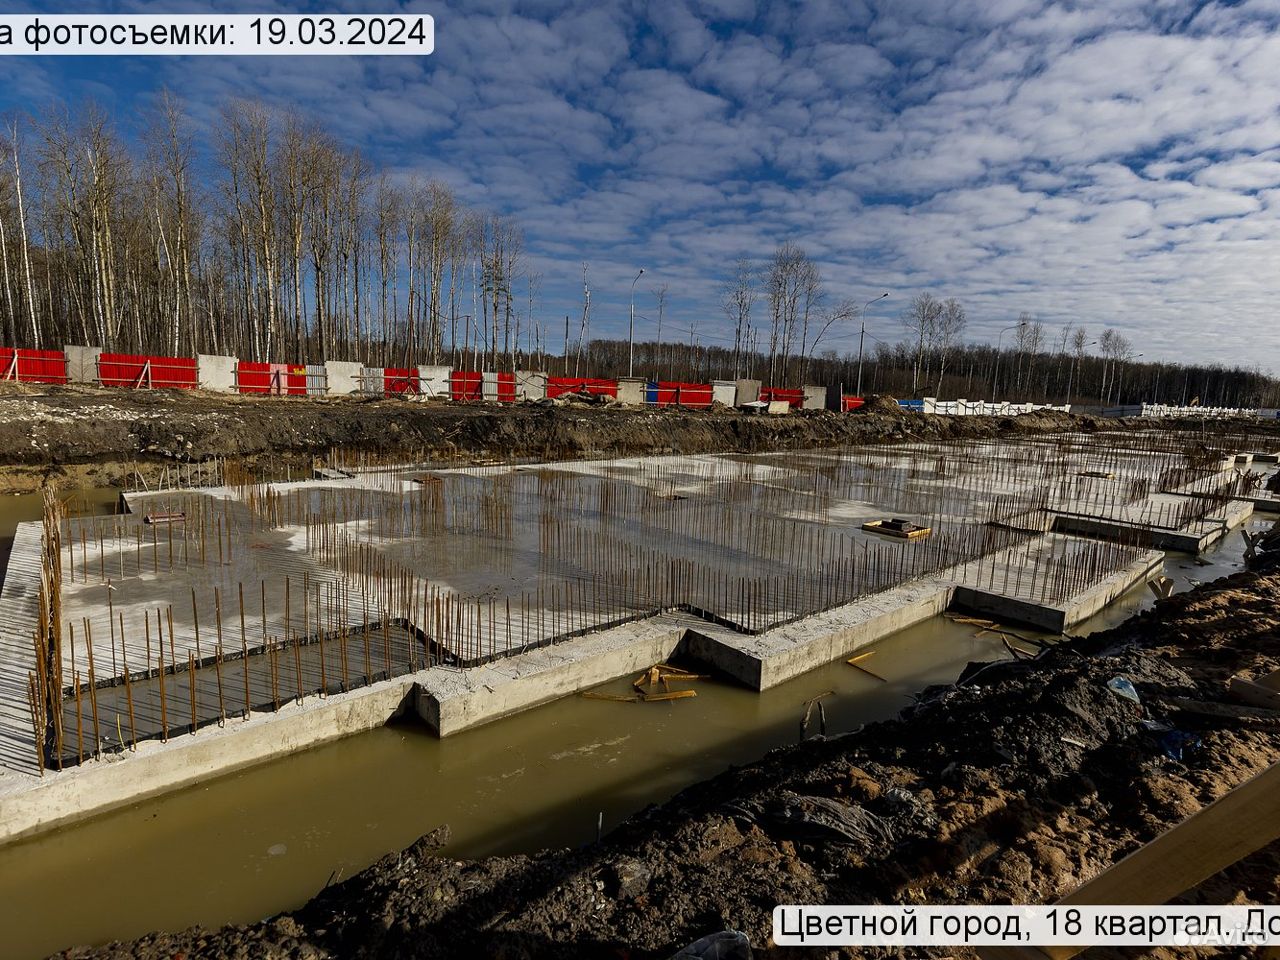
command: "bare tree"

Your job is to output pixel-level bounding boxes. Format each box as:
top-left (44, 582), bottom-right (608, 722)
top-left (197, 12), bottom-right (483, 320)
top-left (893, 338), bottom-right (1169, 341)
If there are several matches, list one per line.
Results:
top-left (1066, 326), bottom-right (1089, 403)
top-left (1012, 314), bottom-right (1044, 395)
top-left (372, 174), bottom-right (400, 361)
top-left (1098, 328), bottom-right (1132, 404)
top-left (0, 168), bottom-right (15, 347)
top-left (765, 242), bottom-right (819, 384)
top-left (720, 260), bottom-right (754, 380)
top-left (932, 297), bottom-right (966, 395)
top-left (901, 292), bottom-right (942, 396)
top-left (142, 90), bottom-right (198, 355)
top-left (808, 297), bottom-right (857, 375)
top-left (4, 120), bottom-right (39, 348)
top-left (652, 282), bottom-right (668, 376)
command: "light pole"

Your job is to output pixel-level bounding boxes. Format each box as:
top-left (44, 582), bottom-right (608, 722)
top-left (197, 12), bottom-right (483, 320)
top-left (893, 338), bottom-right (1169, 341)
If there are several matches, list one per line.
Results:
top-left (991, 319), bottom-right (1027, 405)
top-left (628, 268), bottom-right (644, 378)
top-left (856, 293), bottom-right (889, 397)
top-left (1115, 352), bottom-right (1143, 405)
top-left (1065, 340), bottom-right (1096, 406)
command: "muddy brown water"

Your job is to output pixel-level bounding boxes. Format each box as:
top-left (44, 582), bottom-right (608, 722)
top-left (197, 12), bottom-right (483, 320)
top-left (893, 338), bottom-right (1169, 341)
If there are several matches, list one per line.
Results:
top-left (0, 489), bottom-right (1264, 959)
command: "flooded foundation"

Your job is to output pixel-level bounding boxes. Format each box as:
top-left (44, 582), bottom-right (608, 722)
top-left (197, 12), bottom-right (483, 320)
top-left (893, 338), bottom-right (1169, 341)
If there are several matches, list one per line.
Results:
top-left (0, 430), bottom-right (1276, 958)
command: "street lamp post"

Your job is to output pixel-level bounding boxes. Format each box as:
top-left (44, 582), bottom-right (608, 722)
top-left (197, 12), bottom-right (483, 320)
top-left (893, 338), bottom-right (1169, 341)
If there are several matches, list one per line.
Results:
top-left (991, 319), bottom-right (1028, 407)
top-left (1116, 352), bottom-right (1143, 406)
top-left (856, 293), bottom-right (889, 397)
top-left (1065, 340), bottom-right (1097, 406)
top-left (628, 268), bottom-right (644, 378)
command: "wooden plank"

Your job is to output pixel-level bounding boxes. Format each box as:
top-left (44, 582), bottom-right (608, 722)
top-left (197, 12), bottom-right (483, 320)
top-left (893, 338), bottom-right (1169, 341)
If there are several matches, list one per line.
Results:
top-left (861, 519), bottom-right (933, 540)
top-left (1230, 670), bottom-right (1280, 710)
top-left (641, 689), bottom-right (696, 702)
top-left (848, 661), bottom-right (887, 681)
top-left (981, 760), bottom-right (1280, 960)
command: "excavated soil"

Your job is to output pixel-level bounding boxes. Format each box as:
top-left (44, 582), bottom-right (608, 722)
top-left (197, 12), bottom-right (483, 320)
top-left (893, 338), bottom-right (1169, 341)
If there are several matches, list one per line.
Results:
top-left (59, 555), bottom-right (1280, 960)
top-left (0, 383), bottom-right (1108, 494)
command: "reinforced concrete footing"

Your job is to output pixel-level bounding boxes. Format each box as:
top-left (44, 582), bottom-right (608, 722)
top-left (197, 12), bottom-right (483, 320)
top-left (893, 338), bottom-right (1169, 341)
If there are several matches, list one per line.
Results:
top-left (0, 435), bottom-right (1263, 848)
top-left (0, 539), bottom-right (1162, 847)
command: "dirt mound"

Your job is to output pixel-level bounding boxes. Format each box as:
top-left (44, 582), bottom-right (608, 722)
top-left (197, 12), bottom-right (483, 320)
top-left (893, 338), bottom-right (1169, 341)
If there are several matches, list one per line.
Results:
top-left (0, 388), bottom-right (1130, 494)
top-left (856, 394), bottom-right (904, 415)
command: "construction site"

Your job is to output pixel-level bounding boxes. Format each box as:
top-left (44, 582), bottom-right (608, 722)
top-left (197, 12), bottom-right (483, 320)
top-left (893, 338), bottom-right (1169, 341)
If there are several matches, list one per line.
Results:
top-left (0, 393), bottom-right (1279, 960)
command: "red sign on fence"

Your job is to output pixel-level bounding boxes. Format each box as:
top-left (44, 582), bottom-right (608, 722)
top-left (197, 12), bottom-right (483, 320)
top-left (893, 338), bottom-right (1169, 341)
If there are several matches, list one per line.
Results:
top-left (287, 365), bottom-right (309, 396)
top-left (0, 348), bottom-right (68, 384)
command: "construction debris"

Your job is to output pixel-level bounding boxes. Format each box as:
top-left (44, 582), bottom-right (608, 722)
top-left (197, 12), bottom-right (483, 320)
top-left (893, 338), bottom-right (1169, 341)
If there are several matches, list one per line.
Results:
top-left (846, 651), bottom-right (887, 681)
top-left (861, 517), bottom-right (932, 539)
top-left (580, 664), bottom-right (704, 704)
top-left (1228, 668), bottom-right (1280, 711)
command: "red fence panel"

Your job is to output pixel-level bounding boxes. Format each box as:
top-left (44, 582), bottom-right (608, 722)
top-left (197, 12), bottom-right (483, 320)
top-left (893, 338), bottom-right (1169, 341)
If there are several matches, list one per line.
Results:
top-left (842, 396), bottom-right (865, 412)
top-left (546, 377), bottom-right (618, 399)
top-left (384, 367), bottom-right (420, 394)
top-left (286, 365), bottom-right (309, 396)
top-left (496, 371), bottom-right (516, 402)
top-left (760, 386), bottom-right (804, 408)
top-left (656, 381), bottom-right (713, 408)
top-left (0, 348), bottom-right (68, 384)
top-left (450, 371), bottom-right (483, 401)
top-left (237, 361), bottom-right (271, 394)
top-left (236, 361), bottom-right (293, 395)
top-left (98, 353), bottom-right (197, 389)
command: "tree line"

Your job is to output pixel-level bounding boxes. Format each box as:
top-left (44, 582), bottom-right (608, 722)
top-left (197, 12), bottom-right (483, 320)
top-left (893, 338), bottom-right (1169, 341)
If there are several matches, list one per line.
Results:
top-left (570, 331), bottom-right (1278, 409)
top-left (0, 95), bottom-right (533, 367)
top-left (1, 97), bottom-right (1274, 408)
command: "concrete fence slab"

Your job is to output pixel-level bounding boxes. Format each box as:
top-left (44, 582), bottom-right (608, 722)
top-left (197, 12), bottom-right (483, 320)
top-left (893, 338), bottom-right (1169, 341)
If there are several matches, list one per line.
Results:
top-left (63, 345), bottom-right (102, 384)
top-left (418, 365), bottom-right (451, 399)
top-left (324, 360), bottom-right (362, 396)
top-left (516, 370), bottom-right (547, 401)
top-left (196, 354), bottom-right (237, 393)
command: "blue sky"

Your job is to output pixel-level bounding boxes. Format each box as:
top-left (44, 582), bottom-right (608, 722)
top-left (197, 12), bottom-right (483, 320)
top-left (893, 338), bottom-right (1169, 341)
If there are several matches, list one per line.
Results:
top-left (3, 0), bottom-right (1280, 367)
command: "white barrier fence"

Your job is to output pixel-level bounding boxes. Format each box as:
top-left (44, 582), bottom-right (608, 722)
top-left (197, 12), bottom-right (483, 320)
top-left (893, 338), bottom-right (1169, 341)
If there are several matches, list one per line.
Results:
top-left (905, 398), bottom-right (1070, 416)
top-left (1103, 403), bottom-right (1280, 419)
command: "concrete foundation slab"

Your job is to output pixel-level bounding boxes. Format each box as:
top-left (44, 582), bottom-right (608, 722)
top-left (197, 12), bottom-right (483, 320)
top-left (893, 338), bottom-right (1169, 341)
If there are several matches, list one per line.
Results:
top-left (0, 434), bottom-right (1266, 850)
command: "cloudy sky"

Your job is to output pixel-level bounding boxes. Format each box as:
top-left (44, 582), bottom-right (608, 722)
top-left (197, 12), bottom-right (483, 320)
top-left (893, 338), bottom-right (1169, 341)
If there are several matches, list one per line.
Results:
top-left (2, 0), bottom-right (1279, 367)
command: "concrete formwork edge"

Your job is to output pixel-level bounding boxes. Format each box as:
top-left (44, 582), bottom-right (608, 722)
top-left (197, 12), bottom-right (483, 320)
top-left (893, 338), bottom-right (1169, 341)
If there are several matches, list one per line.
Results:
top-left (0, 678), bottom-right (416, 848)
